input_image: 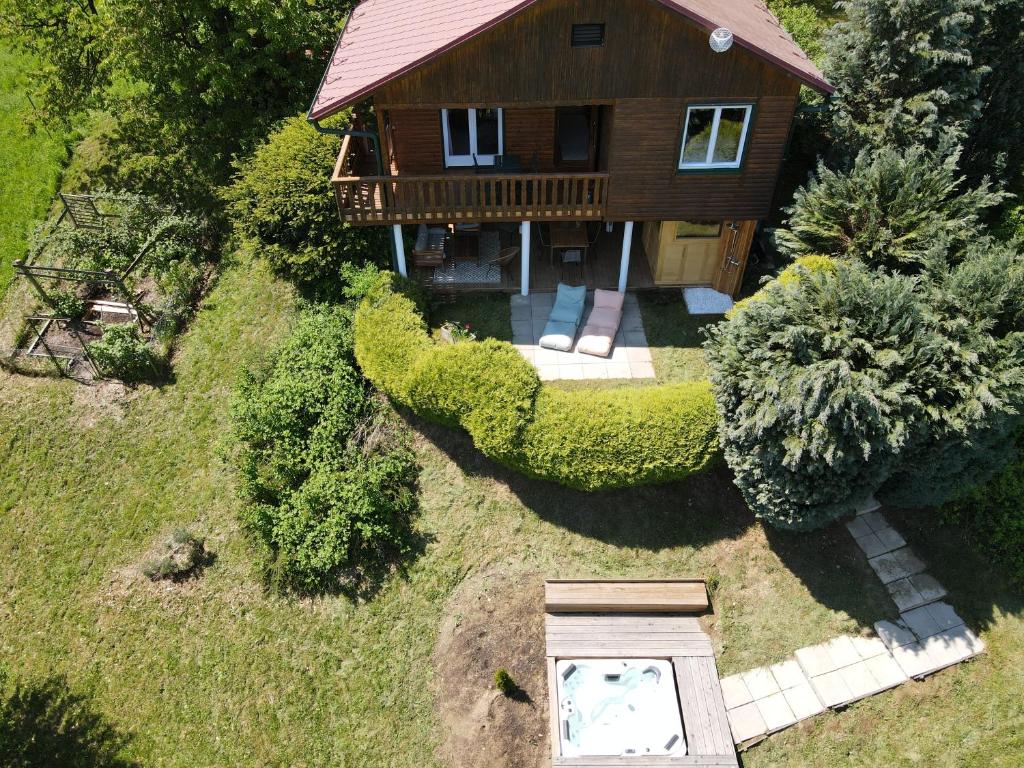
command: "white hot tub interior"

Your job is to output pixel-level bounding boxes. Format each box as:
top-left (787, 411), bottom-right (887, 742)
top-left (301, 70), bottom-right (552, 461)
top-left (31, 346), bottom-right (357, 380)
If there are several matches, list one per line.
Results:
top-left (555, 658), bottom-right (686, 757)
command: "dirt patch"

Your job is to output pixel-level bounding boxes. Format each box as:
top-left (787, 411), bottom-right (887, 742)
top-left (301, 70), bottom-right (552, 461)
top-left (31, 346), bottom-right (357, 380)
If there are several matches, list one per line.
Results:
top-left (433, 568), bottom-right (550, 768)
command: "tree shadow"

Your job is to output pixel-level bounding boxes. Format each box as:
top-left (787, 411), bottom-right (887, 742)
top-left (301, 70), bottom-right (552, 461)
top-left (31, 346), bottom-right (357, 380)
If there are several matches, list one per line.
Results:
top-left (409, 415), bottom-right (917, 631)
top-left (885, 508), bottom-right (1024, 633)
top-left (410, 415), bottom-right (752, 552)
top-left (0, 674), bottom-right (137, 768)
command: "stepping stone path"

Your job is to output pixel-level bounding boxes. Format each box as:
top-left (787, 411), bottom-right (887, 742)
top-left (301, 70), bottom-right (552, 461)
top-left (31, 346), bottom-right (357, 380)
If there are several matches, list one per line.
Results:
top-left (721, 497), bottom-right (986, 748)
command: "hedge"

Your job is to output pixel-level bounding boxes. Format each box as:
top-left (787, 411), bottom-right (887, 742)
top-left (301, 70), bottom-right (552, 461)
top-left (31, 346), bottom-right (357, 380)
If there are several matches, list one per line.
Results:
top-left (354, 273), bottom-right (720, 491)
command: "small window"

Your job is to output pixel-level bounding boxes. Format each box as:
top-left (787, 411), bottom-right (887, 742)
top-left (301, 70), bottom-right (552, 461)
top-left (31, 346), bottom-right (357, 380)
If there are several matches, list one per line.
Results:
top-left (678, 105), bottom-right (753, 170)
top-left (441, 108), bottom-right (504, 167)
top-left (571, 23), bottom-right (605, 47)
top-left (675, 221), bottom-right (722, 239)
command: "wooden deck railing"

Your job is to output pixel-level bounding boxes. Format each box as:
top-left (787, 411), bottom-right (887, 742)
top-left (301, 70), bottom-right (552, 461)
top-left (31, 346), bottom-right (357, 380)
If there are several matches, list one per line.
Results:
top-left (331, 135), bottom-right (610, 224)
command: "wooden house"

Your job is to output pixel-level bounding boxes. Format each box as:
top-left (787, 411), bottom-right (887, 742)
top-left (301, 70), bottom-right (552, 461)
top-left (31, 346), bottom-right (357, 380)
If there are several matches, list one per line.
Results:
top-left (309, 0), bottom-right (832, 296)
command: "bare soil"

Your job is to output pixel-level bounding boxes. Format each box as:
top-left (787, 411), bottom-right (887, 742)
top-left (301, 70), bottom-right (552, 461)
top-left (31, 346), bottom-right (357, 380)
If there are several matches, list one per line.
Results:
top-left (433, 568), bottom-right (550, 768)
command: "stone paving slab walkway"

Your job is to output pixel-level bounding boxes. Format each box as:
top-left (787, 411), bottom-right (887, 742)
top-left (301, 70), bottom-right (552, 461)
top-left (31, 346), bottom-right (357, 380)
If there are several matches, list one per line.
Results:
top-left (720, 499), bottom-right (986, 748)
top-left (510, 291), bottom-right (655, 381)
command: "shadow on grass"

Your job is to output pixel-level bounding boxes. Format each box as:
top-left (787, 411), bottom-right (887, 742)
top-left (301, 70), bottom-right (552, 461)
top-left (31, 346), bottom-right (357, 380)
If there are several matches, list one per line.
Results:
top-left (886, 508), bottom-right (1024, 633)
top-left (410, 414), bottom-right (903, 630)
top-left (0, 674), bottom-right (136, 768)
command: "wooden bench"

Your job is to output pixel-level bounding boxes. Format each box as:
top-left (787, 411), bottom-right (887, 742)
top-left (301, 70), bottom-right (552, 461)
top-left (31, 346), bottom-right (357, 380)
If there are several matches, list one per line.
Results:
top-left (544, 579), bottom-right (708, 614)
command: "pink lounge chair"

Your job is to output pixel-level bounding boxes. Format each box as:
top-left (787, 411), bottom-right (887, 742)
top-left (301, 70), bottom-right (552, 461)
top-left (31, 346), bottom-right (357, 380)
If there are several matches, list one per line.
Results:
top-left (576, 289), bottom-right (624, 357)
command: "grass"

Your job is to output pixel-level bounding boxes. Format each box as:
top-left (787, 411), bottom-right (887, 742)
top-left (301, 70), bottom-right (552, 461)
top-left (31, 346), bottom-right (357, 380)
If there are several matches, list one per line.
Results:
top-left (0, 45), bottom-right (69, 298)
top-left (428, 293), bottom-right (512, 343)
top-left (1, 256), bottom-right (1019, 765)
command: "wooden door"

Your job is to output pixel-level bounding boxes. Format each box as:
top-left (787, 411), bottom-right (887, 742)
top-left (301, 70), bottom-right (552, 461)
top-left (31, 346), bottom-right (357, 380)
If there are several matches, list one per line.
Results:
top-left (712, 220), bottom-right (756, 296)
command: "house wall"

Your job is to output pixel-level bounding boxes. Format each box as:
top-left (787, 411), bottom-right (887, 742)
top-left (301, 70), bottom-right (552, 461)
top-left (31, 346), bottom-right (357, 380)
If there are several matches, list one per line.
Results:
top-left (371, 0), bottom-right (803, 221)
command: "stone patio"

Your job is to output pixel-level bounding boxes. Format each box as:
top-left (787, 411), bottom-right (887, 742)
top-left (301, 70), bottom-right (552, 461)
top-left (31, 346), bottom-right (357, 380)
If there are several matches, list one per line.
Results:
top-left (510, 291), bottom-right (655, 381)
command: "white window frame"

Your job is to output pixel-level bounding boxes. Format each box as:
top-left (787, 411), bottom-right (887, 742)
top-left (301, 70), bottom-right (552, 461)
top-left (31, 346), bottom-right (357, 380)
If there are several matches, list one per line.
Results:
top-left (441, 108), bottom-right (504, 167)
top-left (677, 104), bottom-right (753, 170)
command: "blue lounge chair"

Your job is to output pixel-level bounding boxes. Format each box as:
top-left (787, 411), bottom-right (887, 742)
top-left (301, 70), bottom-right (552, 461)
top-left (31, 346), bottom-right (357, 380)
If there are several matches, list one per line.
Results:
top-left (539, 283), bottom-right (587, 352)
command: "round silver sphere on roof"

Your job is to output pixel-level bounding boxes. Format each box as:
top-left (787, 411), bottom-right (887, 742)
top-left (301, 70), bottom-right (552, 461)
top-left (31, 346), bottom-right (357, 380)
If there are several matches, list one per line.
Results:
top-left (709, 27), bottom-right (733, 53)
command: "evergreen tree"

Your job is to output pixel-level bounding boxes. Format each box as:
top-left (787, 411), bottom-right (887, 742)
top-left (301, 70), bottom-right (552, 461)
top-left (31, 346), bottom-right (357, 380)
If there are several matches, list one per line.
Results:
top-left (777, 144), bottom-right (1007, 272)
top-left (705, 261), bottom-right (944, 529)
top-left (825, 0), bottom-right (988, 154)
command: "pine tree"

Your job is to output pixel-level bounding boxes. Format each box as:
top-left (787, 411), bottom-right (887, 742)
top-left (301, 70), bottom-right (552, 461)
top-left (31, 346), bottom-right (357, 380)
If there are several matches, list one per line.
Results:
top-left (825, 0), bottom-right (988, 154)
top-left (777, 144), bottom-right (1007, 272)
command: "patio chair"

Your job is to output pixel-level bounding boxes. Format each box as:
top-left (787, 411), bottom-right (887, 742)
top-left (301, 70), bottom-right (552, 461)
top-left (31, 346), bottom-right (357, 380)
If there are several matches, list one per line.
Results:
top-left (488, 246), bottom-right (520, 268)
top-left (538, 282), bottom-right (586, 352)
top-left (576, 288), bottom-right (624, 358)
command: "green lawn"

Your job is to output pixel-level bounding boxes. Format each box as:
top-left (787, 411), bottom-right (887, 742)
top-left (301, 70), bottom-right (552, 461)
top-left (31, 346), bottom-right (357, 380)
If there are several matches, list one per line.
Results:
top-left (0, 45), bottom-right (68, 298)
top-left (1, 257), bottom-right (1020, 765)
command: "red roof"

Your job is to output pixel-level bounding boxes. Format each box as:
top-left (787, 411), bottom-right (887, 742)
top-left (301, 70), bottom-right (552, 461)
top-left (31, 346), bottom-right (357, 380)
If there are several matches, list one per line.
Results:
top-left (308, 0), bottom-right (832, 120)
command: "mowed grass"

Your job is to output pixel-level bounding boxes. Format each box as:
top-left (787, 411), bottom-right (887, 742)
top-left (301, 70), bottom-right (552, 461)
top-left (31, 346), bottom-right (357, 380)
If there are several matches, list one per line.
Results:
top-left (0, 45), bottom-right (69, 297)
top-left (0, 260), bottom-right (1019, 766)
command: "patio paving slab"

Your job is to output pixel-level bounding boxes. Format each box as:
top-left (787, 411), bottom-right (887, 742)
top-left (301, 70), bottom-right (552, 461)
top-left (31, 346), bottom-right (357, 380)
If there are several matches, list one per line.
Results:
top-left (875, 619), bottom-right (918, 650)
top-left (809, 669), bottom-right (854, 708)
top-left (756, 691), bottom-right (797, 732)
top-left (845, 515), bottom-right (873, 539)
top-left (900, 605), bottom-right (944, 640)
top-left (853, 495), bottom-right (882, 515)
top-left (887, 577), bottom-right (928, 612)
top-left (823, 636), bottom-right (862, 668)
top-left (838, 660), bottom-right (881, 700)
top-left (861, 511), bottom-right (890, 533)
top-left (908, 573), bottom-right (947, 604)
top-left (868, 547), bottom-right (927, 584)
top-left (923, 601), bottom-right (964, 632)
top-left (770, 659), bottom-right (808, 690)
top-left (727, 701), bottom-right (768, 742)
top-left (720, 674), bottom-right (754, 710)
top-left (850, 634), bottom-right (889, 660)
top-left (864, 652), bottom-right (908, 690)
top-left (742, 667), bottom-right (780, 699)
top-left (874, 526), bottom-right (906, 552)
top-left (891, 641), bottom-right (940, 678)
top-left (795, 644), bottom-right (838, 677)
top-left (782, 682), bottom-right (825, 720)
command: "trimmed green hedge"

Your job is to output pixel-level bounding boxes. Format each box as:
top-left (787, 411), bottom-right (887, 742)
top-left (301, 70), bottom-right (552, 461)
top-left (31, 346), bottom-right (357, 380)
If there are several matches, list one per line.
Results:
top-left (354, 273), bottom-right (719, 491)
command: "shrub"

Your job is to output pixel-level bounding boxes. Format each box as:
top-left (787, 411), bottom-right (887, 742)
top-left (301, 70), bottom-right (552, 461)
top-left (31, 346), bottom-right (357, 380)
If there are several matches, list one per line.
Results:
top-left (728, 255), bottom-right (835, 317)
top-left (352, 274), bottom-right (719, 492)
top-left (227, 116), bottom-right (389, 288)
top-left (494, 669), bottom-right (517, 696)
top-left (231, 304), bottom-right (419, 593)
top-left (942, 439), bottom-right (1024, 585)
top-left (706, 261), bottom-right (944, 529)
top-left (142, 529), bottom-right (207, 581)
top-left (777, 146), bottom-right (1007, 273)
top-left (45, 289), bottom-right (87, 320)
top-left (87, 323), bottom-right (157, 382)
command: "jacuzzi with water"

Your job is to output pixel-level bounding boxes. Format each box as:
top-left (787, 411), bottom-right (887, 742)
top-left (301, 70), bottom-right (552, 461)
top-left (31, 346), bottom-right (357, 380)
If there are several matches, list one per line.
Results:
top-left (555, 658), bottom-right (686, 757)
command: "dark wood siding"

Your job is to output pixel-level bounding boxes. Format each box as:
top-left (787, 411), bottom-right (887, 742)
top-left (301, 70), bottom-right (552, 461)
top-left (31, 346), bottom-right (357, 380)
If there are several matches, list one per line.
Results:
top-left (606, 95), bottom-right (798, 220)
top-left (504, 108), bottom-right (557, 171)
top-left (387, 108), bottom-right (443, 175)
top-left (376, 0), bottom-right (800, 106)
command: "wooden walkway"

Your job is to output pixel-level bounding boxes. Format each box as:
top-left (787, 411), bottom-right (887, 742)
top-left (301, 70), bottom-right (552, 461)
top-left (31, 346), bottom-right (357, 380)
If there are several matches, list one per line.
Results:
top-left (544, 580), bottom-right (737, 768)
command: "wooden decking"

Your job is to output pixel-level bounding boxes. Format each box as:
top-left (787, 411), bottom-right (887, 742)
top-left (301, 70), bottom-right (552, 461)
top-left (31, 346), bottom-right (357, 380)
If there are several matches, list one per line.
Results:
top-left (544, 579), bottom-right (738, 768)
top-left (545, 580), bottom-right (709, 614)
top-left (413, 222), bottom-right (656, 293)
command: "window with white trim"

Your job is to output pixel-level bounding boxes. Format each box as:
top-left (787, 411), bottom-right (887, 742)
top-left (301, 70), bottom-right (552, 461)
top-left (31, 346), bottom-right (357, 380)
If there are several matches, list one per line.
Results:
top-left (441, 108), bottom-right (504, 167)
top-left (677, 105), bottom-right (753, 170)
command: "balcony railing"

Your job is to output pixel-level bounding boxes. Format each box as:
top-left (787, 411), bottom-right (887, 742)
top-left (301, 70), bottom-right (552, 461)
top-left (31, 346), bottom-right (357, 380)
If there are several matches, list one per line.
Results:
top-left (331, 135), bottom-right (610, 225)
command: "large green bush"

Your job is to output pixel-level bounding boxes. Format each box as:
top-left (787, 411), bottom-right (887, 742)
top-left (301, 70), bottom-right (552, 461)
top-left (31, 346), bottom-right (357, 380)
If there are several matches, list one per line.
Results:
top-left (228, 115), bottom-right (388, 288)
top-left (777, 146), bottom-right (1006, 273)
top-left (231, 303), bottom-right (419, 593)
top-left (353, 274), bottom-right (719, 492)
top-left (87, 323), bottom-right (159, 383)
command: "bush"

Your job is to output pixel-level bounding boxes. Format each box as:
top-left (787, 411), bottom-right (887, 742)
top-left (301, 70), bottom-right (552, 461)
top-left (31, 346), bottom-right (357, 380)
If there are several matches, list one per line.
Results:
top-left (353, 274), bottom-right (720, 492)
top-left (942, 440), bottom-right (1024, 585)
top-left (87, 323), bottom-right (158, 382)
top-left (494, 669), bottom-right (517, 696)
top-left (142, 529), bottom-right (207, 581)
top-left (777, 145), bottom-right (1007, 273)
top-left (227, 116), bottom-right (389, 289)
top-left (231, 304), bottom-right (419, 593)
top-left (45, 289), bottom-right (87, 320)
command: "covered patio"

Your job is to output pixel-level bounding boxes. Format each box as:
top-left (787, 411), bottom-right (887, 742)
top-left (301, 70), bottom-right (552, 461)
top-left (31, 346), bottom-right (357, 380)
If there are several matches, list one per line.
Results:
top-left (402, 222), bottom-right (655, 294)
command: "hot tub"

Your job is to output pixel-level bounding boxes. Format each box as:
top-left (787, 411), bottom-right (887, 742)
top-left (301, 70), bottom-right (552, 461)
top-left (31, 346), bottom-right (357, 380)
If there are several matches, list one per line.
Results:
top-left (555, 658), bottom-right (686, 757)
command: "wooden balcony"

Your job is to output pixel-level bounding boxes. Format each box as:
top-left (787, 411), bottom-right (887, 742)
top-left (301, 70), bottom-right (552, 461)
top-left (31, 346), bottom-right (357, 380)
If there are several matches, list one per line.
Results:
top-left (331, 135), bottom-right (610, 225)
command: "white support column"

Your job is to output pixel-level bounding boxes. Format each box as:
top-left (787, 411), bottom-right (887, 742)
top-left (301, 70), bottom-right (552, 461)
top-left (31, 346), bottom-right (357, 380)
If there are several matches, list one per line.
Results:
top-left (520, 220), bottom-right (531, 296)
top-left (392, 224), bottom-right (407, 278)
top-left (618, 221), bottom-right (634, 293)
